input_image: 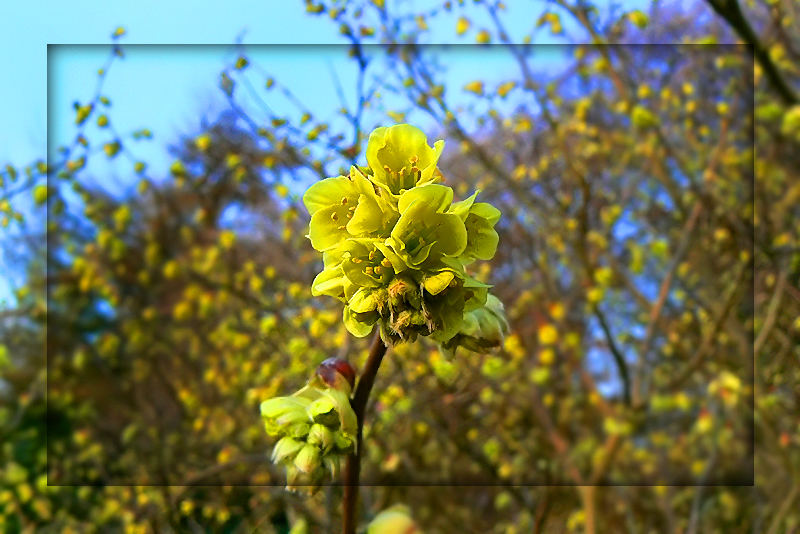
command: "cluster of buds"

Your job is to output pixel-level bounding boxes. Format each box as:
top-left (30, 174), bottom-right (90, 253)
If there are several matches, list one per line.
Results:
top-left (304, 124), bottom-right (507, 351)
top-left (260, 358), bottom-right (357, 492)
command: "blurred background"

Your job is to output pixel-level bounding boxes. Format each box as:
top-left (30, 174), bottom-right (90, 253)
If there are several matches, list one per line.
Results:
top-left (1, 0), bottom-right (799, 532)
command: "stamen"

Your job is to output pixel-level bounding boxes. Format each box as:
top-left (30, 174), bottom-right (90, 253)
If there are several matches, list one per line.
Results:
top-left (351, 258), bottom-right (362, 264)
top-left (381, 258), bottom-right (392, 268)
top-left (341, 197), bottom-right (348, 205)
top-left (337, 225), bottom-right (346, 230)
top-left (364, 266), bottom-right (374, 275)
top-left (373, 266), bottom-right (382, 274)
top-left (368, 250), bottom-right (376, 261)
top-left (409, 155), bottom-right (418, 164)
top-left (330, 213), bottom-right (338, 221)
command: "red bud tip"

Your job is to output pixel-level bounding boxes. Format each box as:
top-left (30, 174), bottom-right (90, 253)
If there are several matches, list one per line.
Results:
top-left (317, 357), bottom-right (356, 391)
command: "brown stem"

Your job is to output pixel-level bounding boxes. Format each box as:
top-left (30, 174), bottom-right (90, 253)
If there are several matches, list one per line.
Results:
top-left (342, 331), bottom-right (388, 534)
top-left (579, 486), bottom-right (597, 534)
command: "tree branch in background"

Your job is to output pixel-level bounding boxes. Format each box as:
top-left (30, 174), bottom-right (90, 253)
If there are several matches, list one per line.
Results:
top-left (706, 0), bottom-right (798, 105)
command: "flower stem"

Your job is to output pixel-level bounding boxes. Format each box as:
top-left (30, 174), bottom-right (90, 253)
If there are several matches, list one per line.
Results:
top-left (342, 331), bottom-right (388, 534)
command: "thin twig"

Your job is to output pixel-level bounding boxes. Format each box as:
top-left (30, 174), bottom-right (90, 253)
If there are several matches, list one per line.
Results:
top-left (753, 269), bottom-right (786, 355)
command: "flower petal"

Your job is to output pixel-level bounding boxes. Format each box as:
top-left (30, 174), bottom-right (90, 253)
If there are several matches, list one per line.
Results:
top-left (349, 287), bottom-right (380, 313)
top-left (308, 205), bottom-right (350, 251)
top-left (449, 190), bottom-right (479, 221)
top-left (462, 202), bottom-right (502, 261)
top-left (303, 175), bottom-right (355, 215)
top-left (343, 306), bottom-right (377, 337)
top-left (422, 270), bottom-right (455, 295)
top-left (390, 201), bottom-right (467, 266)
top-left (346, 194), bottom-right (385, 235)
top-left (311, 265), bottom-right (346, 299)
top-left (398, 183), bottom-right (453, 214)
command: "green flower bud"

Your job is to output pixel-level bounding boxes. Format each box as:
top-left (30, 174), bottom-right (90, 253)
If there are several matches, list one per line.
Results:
top-left (367, 504), bottom-right (422, 534)
top-left (261, 396), bottom-right (311, 436)
top-left (307, 423), bottom-right (335, 452)
top-left (387, 275), bottom-right (421, 309)
top-left (271, 436), bottom-right (304, 464)
top-left (324, 455), bottom-right (343, 480)
top-left (441, 293), bottom-right (509, 354)
top-left (293, 443), bottom-right (321, 474)
top-left (287, 422), bottom-right (311, 438)
top-left (261, 376), bottom-right (360, 492)
top-left (333, 430), bottom-right (355, 454)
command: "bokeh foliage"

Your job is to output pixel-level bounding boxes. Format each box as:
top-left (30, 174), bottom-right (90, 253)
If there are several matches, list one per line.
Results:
top-left (1, 0), bottom-right (799, 532)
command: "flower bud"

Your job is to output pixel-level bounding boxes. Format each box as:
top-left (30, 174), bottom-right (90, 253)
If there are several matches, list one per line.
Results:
top-left (293, 443), bottom-right (321, 474)
top-left (309, 396), bottom-right (339, 427)
top-left (367, 504), bottom-right (422, 534)
top-left (271, 436), bottom-right (304, 464)
top-left (441, 293), bottom-right (509, 354)
top-left (333, 430), bottom-right (355, 454)
top-left (262, 380), bottom-right (359, 492)
top-left (324, 455), bottom-right (343, 480)
top-left (307, 423), bottom-right (335, 452)
top-left (261, 396), bottom-right (311, 436)
top-left (316, 357), bottom-right (356, 394)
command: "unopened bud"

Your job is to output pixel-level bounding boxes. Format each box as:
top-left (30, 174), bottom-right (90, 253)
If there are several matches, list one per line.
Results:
top-left (271, 436), bottom-right (304, 464)
top-left (367, 504), bottom-right (421, 534)
top-left (316, 357), bottom-right (356, 393)
top-left (307, 423), bottom-right (335, 452)
top-left (293, 443), bottom-right (321, 474)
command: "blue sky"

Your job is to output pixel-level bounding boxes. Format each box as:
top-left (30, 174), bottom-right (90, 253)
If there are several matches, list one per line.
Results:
top-left (0, 0), bottom-right (652, 307)
top-left (1, 0), bottom-right (656, 164)
top-left (1, 0), bottom-right (343, 165)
